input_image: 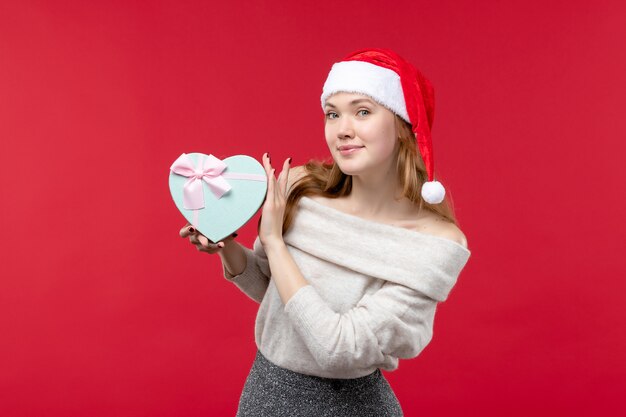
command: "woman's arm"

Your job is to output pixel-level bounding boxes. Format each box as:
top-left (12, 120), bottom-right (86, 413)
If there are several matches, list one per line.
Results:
top-left (180, 224), bottom-right (270, 303)
top-left (283, 279), bottom-right (438, 372)
top-left (218, 238), bottom-right (247, 277)
top-left (220, 238), bottom-right (271, 304)
top-left (217, 161), bottom-right (307, 303)
top-left (258, 155), bottom-right (310, 304)
top-left (264, 241), bottom-right (310, 305)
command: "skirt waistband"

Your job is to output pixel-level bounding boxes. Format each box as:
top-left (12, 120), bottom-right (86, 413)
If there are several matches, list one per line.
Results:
top-left (252, 350), bottom-right (382, 392)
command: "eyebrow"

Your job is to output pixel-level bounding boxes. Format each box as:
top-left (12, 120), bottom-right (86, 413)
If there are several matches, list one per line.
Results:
top-left (324, 98), bottom-right (376, 108)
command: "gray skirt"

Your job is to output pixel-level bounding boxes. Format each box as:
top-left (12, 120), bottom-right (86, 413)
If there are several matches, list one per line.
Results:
top-left (236, 350), bottom-right (404, 417)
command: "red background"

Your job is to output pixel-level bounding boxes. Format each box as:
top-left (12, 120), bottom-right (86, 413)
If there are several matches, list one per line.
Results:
top-left (1, 1), bottom-right (625, 416)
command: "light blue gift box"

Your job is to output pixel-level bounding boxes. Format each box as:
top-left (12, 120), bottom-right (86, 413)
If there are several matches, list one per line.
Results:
top-left (169, 153), bottom-right (267, 243)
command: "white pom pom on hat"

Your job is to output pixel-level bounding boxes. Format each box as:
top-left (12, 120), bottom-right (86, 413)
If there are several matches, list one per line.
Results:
top-left (421, 180), bottom-right (445, 205)
top-left (321, 48), bottom-right (446, 204)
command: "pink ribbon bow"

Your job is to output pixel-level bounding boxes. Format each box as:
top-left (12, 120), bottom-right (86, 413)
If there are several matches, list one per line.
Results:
top-left (170, 153), bottom-right (233, 209)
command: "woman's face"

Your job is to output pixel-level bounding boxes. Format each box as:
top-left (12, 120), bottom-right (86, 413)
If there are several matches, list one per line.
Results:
top-left (324, 92), bottom-right (398, 177)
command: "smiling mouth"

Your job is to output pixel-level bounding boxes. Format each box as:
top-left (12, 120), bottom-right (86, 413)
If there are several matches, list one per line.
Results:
top-left (338, 146), bottom-right (364, 155)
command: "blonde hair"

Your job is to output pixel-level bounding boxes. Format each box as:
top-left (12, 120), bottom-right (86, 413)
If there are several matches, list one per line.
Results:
top-left (282, 115), bottom-right (458, 234)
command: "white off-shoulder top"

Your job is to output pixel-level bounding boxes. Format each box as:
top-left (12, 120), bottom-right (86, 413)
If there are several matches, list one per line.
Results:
top-left (224, 196), bottom-right (471, 379)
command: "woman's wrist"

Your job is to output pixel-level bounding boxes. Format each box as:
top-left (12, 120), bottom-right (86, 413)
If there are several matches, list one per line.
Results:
top-left (218, 235), bottom-right (247, 277)
top-left (262, 237), bottom-right (286, 255)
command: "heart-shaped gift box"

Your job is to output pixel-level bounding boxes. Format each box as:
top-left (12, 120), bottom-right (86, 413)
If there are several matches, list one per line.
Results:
top-left (169, 153), bottom-right (267, 243)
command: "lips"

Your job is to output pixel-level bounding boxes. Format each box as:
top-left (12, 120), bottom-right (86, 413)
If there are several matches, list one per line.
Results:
top-left (338, 145), bottom-right (364, 151)
top-left (338, 145), bottom-right (364, 156)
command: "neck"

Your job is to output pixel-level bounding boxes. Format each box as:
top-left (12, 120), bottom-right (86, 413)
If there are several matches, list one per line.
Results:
top-left (343, 159), bottom-right (413, 219)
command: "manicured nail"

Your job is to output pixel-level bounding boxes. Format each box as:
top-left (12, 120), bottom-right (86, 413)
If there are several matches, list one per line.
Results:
top-left (231, 232), bottom-right (238, 238)
top-left (288, 157), bottom-right (292, 164)
top-left (188, 227), bottom-right (195, 233)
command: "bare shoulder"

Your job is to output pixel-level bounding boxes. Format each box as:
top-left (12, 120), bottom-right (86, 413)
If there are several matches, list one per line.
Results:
top-left (413, 210), bottom-right (469, 249)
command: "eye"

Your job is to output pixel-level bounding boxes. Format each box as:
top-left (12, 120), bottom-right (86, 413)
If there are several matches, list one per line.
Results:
top-left (325, 111), bottom-right (338, 119)
top-left (357, 109), bottom-right (370, 116)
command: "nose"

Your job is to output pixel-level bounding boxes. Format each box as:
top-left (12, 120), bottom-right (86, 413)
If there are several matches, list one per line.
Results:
top-left (337, 116), bottom-right (355, 139)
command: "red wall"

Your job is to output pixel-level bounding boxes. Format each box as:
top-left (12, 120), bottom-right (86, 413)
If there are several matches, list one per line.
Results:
top-left (1, 1), bottom-right (625, 416)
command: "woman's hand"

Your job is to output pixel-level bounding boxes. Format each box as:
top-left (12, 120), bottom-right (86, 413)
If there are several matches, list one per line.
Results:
top-left (259, 152), bottom-right (291, 249)
top-left (179, 223), bottom-right (236, 254)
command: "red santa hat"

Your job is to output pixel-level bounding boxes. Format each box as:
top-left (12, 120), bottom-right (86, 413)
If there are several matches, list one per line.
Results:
top-left (321, 48), bottom-right (445, 204)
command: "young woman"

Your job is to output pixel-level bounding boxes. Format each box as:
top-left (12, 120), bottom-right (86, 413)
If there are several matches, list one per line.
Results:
top-left (179, 48), bottom-right (471, 416)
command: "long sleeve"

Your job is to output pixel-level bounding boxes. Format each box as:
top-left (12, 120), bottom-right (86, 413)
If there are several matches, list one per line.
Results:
top-left (223, 237), bottom-right (271, 303)
top-left (283, 279), bottom-right (437, 372)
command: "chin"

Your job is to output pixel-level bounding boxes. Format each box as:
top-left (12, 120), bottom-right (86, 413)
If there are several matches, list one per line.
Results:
top-left (334, 160), bottom-right (365, 176)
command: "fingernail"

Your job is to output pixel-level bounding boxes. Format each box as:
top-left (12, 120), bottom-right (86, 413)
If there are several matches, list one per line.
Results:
top-left (188, 227), bottom-right (195, 233)
top-left (231, 232), bottom-right (238, 238)
top-left (288, 157), bottom-right (292, 164)
top-left (266, 152), bottom-right (270, 159)
top-left (218, 242), bottom-right (225, 248)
